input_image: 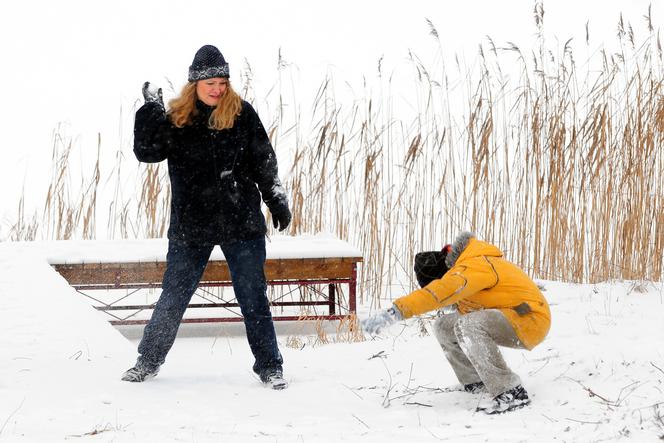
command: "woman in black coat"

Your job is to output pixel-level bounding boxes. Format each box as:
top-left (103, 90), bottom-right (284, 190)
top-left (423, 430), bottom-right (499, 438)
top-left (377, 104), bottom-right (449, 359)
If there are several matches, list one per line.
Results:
top-left (122, 45), bottom-right (291, 389)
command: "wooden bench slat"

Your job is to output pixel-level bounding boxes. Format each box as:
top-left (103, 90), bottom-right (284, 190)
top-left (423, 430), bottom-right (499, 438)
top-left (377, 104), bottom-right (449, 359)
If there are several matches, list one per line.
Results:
top-left (53, 257), bottom-right (362, 287)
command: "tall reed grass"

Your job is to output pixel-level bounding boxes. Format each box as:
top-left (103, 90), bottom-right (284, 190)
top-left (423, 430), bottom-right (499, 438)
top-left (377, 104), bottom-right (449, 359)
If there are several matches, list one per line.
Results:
top-left (5, 5), bottom-right (663, 303)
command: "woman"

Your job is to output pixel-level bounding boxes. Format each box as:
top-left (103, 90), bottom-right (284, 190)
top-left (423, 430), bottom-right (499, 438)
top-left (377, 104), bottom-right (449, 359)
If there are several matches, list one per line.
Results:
top-left (122, 45), bottom-right (291, 389)
top-left (362, 232), bottom-right (551, 413)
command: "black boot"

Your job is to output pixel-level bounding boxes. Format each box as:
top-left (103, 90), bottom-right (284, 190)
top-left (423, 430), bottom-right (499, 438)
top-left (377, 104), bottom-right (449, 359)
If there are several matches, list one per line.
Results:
top-left (477, 385), bottom-right (530, 414)
top-left (463, 381), bottom-right (486, 394)
top-left (259, 369), bottom-right (288, 390)
top-left (121, 359), bottom-right (160, 382)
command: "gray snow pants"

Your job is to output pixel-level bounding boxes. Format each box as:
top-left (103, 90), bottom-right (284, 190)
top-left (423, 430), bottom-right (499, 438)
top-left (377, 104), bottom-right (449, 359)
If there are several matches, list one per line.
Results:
top-left (433, 309), bottom-right (525, 397)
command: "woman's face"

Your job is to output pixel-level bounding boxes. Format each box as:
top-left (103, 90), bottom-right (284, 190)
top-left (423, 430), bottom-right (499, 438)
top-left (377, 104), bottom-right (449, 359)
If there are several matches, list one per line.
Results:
top-left (196, 78), bottom-right (228, 106)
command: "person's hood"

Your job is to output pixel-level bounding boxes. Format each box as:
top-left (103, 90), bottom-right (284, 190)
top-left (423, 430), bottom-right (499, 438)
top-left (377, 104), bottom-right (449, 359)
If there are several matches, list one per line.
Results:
top-left (445, 232), bottom-right (503, 268)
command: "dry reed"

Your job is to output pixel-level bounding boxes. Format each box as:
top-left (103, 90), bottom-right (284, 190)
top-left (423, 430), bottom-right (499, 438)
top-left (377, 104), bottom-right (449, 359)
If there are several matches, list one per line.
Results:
top-left (4, 6), bottom-right (663, 305)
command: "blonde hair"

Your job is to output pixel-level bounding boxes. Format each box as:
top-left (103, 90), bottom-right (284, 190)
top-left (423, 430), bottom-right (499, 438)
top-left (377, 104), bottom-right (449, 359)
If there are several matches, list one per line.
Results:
top-left (168, 81), bottom-right (242, 130)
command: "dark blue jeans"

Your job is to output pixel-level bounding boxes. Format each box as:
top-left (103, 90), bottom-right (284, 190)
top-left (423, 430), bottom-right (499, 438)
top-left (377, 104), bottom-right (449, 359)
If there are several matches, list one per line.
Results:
top-left (137, 236), bottom-right (283, 378)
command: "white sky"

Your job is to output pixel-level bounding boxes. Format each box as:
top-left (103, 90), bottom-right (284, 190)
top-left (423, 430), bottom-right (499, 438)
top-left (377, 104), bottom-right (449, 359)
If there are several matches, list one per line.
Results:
top-left (0, 0), bottom-right (659, 222)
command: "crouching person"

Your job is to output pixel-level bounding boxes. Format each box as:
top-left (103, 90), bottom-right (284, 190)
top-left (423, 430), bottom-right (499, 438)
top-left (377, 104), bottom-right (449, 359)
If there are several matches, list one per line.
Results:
top-left (362, 232), bottom-right (551, 414)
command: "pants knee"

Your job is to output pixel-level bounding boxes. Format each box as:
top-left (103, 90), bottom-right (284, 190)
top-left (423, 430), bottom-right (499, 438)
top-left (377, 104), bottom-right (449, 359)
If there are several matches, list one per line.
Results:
top-left (434, 315), bottom-right (458, 347)
top-left (453, 314), bottom-right (476, 343)
top-left (454, 313), bottom-right (495, 348)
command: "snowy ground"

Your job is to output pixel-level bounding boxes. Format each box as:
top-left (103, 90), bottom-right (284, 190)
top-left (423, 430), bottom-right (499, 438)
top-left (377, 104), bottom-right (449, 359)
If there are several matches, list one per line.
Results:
top-left (1, 241), bottom-right (663, 442)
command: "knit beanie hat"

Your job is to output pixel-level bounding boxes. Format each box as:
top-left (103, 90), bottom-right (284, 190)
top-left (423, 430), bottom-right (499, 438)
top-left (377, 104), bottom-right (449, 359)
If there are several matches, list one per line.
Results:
top-left (414, 245), bottom-right (452, 288)
top-left (188, 45), bottom-right (229, 82)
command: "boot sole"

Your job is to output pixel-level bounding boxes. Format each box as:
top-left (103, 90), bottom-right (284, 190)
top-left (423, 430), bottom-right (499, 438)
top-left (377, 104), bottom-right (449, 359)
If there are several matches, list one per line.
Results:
top-left (268, 380), bottom-right (288, 390)
top-left (476, 398), bottom-right (531, 415)
top-left (121, 371), bottom-right (159, 382)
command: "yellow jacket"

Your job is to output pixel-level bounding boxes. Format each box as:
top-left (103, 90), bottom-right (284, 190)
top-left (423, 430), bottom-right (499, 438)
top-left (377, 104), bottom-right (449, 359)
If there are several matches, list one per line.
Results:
top-left (394, 233), bottom-right (550, 350)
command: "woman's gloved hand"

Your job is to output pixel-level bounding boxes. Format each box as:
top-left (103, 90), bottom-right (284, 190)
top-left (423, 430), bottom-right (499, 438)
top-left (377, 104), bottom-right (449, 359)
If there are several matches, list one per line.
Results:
top-left (142, 81), bottom-right (164, 108)
top-left (270, 203), bottom-right (292, 232)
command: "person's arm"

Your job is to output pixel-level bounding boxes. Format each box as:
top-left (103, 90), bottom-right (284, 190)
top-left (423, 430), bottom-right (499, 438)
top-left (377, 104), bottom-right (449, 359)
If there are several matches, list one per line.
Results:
top-left (362, 257), bottom-right (497, 336)
top-left (393, 257), bottom-right (498, 318)
top-left (133, 82), bottom-right (172, 163)
top-left (243, 102), bottom-right (291, 231)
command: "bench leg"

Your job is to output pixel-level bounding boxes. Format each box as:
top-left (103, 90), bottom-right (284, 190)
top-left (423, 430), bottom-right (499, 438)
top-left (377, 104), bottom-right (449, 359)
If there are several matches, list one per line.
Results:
top-left (349, 263), bottom-right (357, 313)
top-left (328, 283), bottom-right (336, 315)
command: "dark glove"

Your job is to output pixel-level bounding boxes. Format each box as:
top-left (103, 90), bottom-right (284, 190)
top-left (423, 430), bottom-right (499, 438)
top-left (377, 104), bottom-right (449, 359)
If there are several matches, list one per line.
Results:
top-left (270, 203), bottom-right (292, 232)
top-left (142, 81), bottom-right (164, 108)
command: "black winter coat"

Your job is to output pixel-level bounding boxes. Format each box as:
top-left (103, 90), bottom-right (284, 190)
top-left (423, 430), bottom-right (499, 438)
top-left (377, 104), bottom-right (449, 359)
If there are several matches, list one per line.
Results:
top-left (133, 100), bottom-right (288, 243)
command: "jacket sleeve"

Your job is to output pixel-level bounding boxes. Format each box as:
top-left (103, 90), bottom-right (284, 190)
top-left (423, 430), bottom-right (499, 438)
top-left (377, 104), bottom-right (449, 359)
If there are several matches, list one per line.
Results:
top-left (133, 102), bottom-right (172, 163)
top-left (393, 256), bottom-right (498, 318)
top-left (242, 103), bottom-right (289, 211)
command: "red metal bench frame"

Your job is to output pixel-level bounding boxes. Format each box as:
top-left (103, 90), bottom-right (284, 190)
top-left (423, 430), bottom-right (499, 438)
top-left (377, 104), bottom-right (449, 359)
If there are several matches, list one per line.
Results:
top-left (53, 256), bottom-right (361, 325)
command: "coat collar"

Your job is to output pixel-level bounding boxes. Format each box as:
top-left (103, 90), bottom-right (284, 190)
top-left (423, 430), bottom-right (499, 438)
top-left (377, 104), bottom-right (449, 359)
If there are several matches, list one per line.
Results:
top-left (194, 100), bottom-right (215, 125)
top-left (445, 231), bottom-right (475, 268)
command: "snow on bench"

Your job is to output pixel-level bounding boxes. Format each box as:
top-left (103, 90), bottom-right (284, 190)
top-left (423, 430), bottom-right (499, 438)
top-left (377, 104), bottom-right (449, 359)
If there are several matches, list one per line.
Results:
top-left (47, 235), bottom-right (363, 325)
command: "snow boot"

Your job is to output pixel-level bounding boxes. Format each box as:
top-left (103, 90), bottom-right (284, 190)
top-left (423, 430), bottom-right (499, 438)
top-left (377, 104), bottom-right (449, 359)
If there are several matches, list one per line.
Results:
top-left (476, 385), bottom-right (530, 414)
top-left (463, 381), bottom-right (486, 394)
top-left (260, 369), bottom-right (288, 390)
top-left (121, 360), bottom-right (160, 382)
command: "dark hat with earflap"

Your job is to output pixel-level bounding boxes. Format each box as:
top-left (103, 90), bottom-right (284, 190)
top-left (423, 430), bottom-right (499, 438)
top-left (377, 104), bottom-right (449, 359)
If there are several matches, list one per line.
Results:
top-left (414, 244), bottom-right (452, 288)
top-left (188, 45), bottom-right (229, 81)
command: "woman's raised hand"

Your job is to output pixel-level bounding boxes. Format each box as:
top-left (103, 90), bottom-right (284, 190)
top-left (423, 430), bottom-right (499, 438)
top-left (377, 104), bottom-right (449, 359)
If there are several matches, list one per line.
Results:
top-left (142, 81), bottom-right (164, 108)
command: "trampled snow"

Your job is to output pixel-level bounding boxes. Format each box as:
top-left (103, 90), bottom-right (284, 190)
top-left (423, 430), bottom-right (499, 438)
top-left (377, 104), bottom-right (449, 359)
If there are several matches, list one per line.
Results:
top-left (1, 239), bottom-right (663, 442)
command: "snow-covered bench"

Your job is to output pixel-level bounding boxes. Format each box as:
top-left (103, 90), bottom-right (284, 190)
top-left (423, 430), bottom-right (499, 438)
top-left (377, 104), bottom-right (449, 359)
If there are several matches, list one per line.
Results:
top-left (48, 235), bottom-right (363, 325)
